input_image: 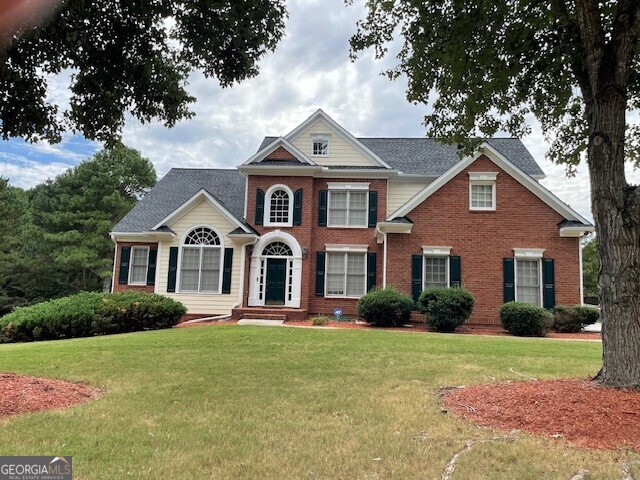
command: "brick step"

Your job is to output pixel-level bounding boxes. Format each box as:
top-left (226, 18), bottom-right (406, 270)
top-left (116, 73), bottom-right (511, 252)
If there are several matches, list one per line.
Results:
top-left (232, 307), bottom-right (308, 322)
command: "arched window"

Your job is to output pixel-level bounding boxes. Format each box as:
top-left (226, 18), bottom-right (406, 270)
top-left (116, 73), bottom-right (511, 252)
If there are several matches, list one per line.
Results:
top-left (265, 185), bottom-right (293, 226)
top-left (263, 241), bottom-right (293, 256)
top-left (179, 226), bottom-right (223, 293)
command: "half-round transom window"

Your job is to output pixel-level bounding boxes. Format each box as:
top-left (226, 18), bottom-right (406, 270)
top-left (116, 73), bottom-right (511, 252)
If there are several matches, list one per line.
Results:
top-left (263, 241), bottom-right (293, 256)
top-left (184, 227), bottom-right (220, 246)
top-left (269, 189), bottom-right (290, 224)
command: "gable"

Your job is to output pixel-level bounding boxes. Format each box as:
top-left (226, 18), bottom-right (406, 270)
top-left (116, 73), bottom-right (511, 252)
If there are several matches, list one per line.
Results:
top-left (165, 196), bottom-right (239, 238)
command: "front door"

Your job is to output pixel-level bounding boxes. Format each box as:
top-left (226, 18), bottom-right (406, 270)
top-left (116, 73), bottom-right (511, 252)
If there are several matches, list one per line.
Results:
top-left (265, 258), bottom-right (286, 305)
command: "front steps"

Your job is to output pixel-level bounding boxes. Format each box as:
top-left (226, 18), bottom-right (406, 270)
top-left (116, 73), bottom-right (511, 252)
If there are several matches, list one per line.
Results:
top-left (231, 307), bottom-right (308, 322)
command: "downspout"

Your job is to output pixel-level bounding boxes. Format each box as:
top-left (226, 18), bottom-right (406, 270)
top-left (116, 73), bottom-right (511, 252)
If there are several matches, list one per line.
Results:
top-left (579, 234), bottom-right (585, 305)
top-left (110, 234), bottom-right (118, 293)
top-left (382, 231), bottom-right (388, 288)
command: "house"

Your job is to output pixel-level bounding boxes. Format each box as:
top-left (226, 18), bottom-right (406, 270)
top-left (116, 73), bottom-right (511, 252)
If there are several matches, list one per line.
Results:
top-left (110, 109), bottom-right (594, 325)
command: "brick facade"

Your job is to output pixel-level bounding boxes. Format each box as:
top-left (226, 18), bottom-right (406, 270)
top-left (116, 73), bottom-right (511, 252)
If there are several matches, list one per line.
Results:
top-left (385, 155), bottom-right (580, 325)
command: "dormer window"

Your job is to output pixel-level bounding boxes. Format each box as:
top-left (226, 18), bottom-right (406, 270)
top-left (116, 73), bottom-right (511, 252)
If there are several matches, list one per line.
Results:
top-left (469, 172), bottom-right (498, 211)
top-left (312, 135), bottom-right (329, 156)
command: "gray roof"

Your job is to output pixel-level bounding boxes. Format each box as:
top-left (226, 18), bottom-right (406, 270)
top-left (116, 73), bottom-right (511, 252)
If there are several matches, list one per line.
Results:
top-left (258, 136), bottom-right (544, 177)
top-left (113, 168), bottom-right (246, 233)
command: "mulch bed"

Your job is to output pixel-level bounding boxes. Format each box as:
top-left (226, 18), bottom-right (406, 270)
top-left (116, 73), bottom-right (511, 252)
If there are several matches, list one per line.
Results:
top-left (0, 373), bottom-right (102, 420)
top-left (442, 379), bottom-right (640, 451)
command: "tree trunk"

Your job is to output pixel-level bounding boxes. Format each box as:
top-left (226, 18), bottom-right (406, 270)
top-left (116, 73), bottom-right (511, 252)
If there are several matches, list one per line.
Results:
top-left (588, 84), bottom-right (640, 389)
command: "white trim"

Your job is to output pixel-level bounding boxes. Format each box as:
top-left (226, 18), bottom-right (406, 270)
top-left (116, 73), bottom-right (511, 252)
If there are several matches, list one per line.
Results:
top-left (327, 189), bottom-right (369, 228)
top-left (176, 225), bottom-right (225, 295)
top-left (110, 236), bottom-right (118, 293)
top-left (242, 137), bottom-right (315, 166)
top-left (324, 244), bottom-right (369, 253)
top-left (248, 231), bottom-right (302, 308)
top-left (324, 250), bottom-right (368, 299)
top-left (382, 232), bottom-right (388, 288)
top-left (376, 221), bottom-right (413, 235)
top-left (151, 189), bottom-right (251, 234)
top-left (513, 248), bottom-right (545, 259)
top-left (110, 232), bottom-right (174, 242)
top-left (468, 172), bottom-right (498, 181)
top-left (560, 225), bottom-right (595, 237)
top-left (422, 246), bottom-right (452, 256)
top-left (327, 182), bottom-right (370, 190)
top-left (243, 173), bottom-right (249, 220)
top-left (514, 258), bottom-right (543, 307)
top-left (311, 134), bottom-right (330, 157)
top-left (388, 142), bottom-right (592, 226)
top-left (284, 109), bottom-right (392, 169)
top-left (128, 246), bottom-right (150, 285)
top-left (264, 184), bottom-right (294, 227)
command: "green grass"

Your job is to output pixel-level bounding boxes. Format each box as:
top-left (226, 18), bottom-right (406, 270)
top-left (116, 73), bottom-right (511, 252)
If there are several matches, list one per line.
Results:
top-left (0, 326), bottom-right (635, 479)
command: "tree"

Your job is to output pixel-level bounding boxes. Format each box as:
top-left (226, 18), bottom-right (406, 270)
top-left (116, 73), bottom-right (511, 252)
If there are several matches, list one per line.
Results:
top-left (582, 238), bottom-right (599, 300)
top-left (0, 0), bottom-right (286, 143)
top-left (28, 145), bottom-right (156, 296)
top-left (351, 1), bottom-right (640, 387)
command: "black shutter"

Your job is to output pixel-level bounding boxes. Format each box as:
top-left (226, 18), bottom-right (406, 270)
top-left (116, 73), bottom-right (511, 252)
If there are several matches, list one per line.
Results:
top-left (543, 258), bottom-right (555, 309)
top-left (316, 252), bottom-right (326, 296)
top-left (167, 247), bottom-right (179, 292)
top-left (450, 255), bottom-right (461, 287)
top-left (222, 248), bottom-right (233, 294)
top-left (368, 191), bottom-right (378, 228)
top-left (411, 254), bottom-right (423, 303)
top-left (293, 189), bottom-right (303, 226)
top-left (503, 258), bottom-right (515, 302)
top-left (146, 248), bottom-right (157, 286)
top-left (255, 188), bottom-right (264, 226)
top-left (367, 252), bottom-right (377, 292)
top-left (118, 246), bottom-right (131, 284)
top-left (318, 190), bottom-right (328, 226)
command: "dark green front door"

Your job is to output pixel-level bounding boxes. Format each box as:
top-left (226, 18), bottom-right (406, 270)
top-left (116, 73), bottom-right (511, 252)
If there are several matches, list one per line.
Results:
top-left (265, 258), bottom-right (286, 305)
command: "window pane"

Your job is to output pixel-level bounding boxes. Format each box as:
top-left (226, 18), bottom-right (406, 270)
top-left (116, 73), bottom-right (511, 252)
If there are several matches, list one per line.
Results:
top-left (348, 192), bottom-right (367, 226)
top-left (129, 247), bottom-right (148, 283)
top-left (471, 184), bottom-right (493, 208)
top-left (313, 139), bottom-right (328, 155)
top-left (328, 192), bottom-right (348, 226)
top-left (269, 189), bottom-right (289, 224)
top-left (200, 248), bottom-right (221, 292)
top-left (424, 256), bottom-right (448, 288)
top-left (326, 253), bottom-right (345, 295)
top-left (180, 248), bottom-right (201, 291)
top-left (346, 253), bottom-right (366, 296)
top-left (326, 253), bottom-right (345, 274)
top-left (517, 260), bottom-right (540, 306)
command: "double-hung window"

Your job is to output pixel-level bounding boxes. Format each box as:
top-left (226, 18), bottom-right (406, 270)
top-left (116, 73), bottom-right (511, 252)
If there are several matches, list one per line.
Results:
top-left (179, 227), bottom-right (223, 293)
top-left (128, 246), bottom-right (149, 285)
top-left (325, 246), bottom-right (367, 298)
top-left (312, 135), bottom-right (329, 156)
top-left (422, 247), bottom-right (451, 289)
top-left (469, 172), bottom-right (497, 211)
top-left (327, 183), bottom-right (369, 227)
top-left (513, 248), bottom-right (544, 306)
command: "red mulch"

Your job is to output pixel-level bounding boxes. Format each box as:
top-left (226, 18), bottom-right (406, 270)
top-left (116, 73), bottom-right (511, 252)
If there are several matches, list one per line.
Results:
top-left (442, 379), bottom-right (640, 451)
top-left (0, 373), bottom-right (102, 420)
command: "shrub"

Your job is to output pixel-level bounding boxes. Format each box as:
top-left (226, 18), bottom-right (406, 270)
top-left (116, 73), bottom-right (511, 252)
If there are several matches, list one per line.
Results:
top-left (357, 287), bottom-right (414, 327)
top-left (553, 305), bottom-right (601, 333)
top-left (311, 315), bottom-right (329, 326)
top-left (418, 287), bottom-right (475, 332)
top-left (0, 292), bottom-right (186, 343)
top-left (500, 302), bottom-right (554, 337)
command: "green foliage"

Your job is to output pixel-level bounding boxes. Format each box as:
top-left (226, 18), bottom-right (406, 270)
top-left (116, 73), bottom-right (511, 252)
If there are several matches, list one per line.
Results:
top-left (356, 287), bottom-right (414, 327)
top-left (418, 287), bottom-right (475, 332)
top-left (0, 292), bottom-right (186, 343)
top-left (582, 238), bottom-right (598, 299)
top-left (553, 305), bottom-right (601, 333)
top-left (311, 315), bottom-right (329, 326)
top-left (500, 302), bottom-right (554, 337)
top-left (0, 1), bottom-right (287, 143)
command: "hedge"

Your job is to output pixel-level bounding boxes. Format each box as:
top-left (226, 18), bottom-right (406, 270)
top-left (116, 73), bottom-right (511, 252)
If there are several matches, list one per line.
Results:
top-left (418, 287), bottom-right (475, 332)
top-left (357, 287), bottom-right (414, 327)
top-left (0, 292), bottom-right (186, 343)
top-left (553, 305), bottom-right (600, 333)
top-left (500, 301), bottom-right (554, 337)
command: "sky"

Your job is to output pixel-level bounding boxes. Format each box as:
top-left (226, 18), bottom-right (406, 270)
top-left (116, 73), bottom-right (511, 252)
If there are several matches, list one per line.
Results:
top-left (1, 0), bottom-right (639, 223)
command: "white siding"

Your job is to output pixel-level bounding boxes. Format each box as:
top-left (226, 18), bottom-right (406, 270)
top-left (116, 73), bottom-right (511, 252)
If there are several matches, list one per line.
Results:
top-left (290, 119), bottom-right (378, 167)
top-left (387, 180), bottom-right (432, 216)
top-left (156, 199), bottom-right (242, 314)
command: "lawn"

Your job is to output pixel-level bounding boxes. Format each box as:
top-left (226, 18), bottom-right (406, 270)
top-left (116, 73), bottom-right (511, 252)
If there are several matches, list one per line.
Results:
top-left (0, 325), bottom-right (636, 479)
